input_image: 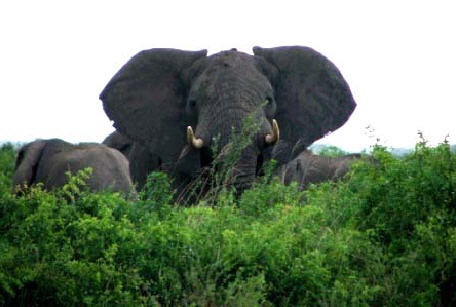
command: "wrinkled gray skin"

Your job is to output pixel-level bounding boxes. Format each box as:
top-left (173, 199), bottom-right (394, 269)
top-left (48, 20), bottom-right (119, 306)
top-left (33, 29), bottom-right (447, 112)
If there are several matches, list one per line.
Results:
top-left (100, 46), bottom-right (356, 193)
top-left (279, 150), bottom-right (362, 190)
top-left (12, 139), bottom-right (134, 195)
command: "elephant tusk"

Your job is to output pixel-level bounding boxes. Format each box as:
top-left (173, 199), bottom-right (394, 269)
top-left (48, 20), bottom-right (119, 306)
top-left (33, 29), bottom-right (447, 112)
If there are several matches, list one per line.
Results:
top-left (187, 126), bottom-right (204, 149)
top-left (265, 119), bottom-right (280, 144)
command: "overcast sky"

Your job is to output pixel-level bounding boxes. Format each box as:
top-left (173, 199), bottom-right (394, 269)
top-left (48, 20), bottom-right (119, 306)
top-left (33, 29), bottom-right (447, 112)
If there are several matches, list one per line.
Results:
top-left (1, 1), bottom-right (455, 152)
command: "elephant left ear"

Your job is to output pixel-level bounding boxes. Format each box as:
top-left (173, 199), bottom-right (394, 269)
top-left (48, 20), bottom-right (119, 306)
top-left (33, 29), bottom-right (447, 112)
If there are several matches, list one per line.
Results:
top-left (253, 46), bottom-right (356, 151)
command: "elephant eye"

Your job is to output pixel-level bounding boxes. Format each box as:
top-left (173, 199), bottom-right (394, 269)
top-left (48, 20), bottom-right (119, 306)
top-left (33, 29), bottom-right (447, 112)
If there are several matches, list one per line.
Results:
top-left (265, 97), bottom-right (273, 105)
top-left (189, 99), bottom-right (197, 108)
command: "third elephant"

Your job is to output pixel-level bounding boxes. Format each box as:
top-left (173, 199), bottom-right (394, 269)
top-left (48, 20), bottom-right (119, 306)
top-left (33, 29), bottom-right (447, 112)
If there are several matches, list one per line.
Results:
top-left (280, 151), bottom-right (363, 190)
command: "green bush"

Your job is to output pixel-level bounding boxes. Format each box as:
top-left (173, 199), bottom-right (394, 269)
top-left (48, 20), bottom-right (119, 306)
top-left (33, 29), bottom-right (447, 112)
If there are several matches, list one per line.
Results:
top-left (0, 141), bottom-right (455, 305)
top-left (316, 145), bottom-right (349, 157)
top-left (303, 141), bottom-right (456, 305)
top-left (0, 143), bottom-right (16, 194)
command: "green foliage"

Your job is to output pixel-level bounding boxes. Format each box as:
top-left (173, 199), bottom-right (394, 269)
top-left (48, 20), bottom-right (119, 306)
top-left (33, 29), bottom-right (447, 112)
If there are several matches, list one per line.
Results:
top-left (312, 144), bottom-right (349, 157)
top-left (0, 143), bottom-right (16, 194)
top-left (1, 139), bottom-right (456, 305)
top-left (304, 141), bottom-right (456, 305)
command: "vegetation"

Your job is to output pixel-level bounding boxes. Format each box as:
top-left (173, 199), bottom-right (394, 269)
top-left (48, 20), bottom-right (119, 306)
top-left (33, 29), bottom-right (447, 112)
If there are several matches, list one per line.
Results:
top-left (1, 139), bottom-right (456, 306)
top-left (311, 144), bottom-right (349, 157)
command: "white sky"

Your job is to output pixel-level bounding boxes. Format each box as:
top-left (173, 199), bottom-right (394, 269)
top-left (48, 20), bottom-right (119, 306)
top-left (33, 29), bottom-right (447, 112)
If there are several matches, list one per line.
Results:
top-left (1, 0), bottom-right (455, 152)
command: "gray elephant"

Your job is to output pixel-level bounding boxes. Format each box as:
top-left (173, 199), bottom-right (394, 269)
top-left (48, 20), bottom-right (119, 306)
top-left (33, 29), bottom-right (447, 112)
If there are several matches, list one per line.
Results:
top-left (12, 139), bottom-right (134, 195)
top-left (100, 46), bottom-right (356, 193)
top-left (103, 131), bottom-right (159, 189)
top-left (279, 150), bottom-right (362, 190)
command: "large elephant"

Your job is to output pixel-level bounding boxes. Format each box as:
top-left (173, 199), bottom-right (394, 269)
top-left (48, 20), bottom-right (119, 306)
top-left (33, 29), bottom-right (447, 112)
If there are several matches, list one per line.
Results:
top-left (100, 46), bottom-right (356, 192)
top-left (12, 139), bottom-right (134, 195)
top-left (279, 151), bottom-right (362, 190)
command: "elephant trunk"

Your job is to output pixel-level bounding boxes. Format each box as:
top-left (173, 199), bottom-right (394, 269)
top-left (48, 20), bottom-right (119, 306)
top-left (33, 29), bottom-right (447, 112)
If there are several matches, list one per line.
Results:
top-left (197, 110), bottom-right (273, 189)
top-left (224, 145), bottom-right (258, 191)
top-left (178, 104), bottom-right (278, 193)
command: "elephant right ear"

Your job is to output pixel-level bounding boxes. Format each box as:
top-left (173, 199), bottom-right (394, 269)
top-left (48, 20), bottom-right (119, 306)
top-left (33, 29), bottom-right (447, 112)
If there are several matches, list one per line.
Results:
top-left (12, 140), bottom-right (47, 191)
top-left (253, 46), bottom-right (356, 154)
top-left (100, 48), bottom-right (207, 162)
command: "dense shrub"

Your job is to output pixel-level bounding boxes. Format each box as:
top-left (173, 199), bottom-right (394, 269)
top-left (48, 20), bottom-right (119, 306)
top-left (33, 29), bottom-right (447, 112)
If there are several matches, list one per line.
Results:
top-left (0, 143), bottom-right (15, 194)
top-left (315, 144), bottom-right (349, 157)
top-left (0, 141), bottom-right (455, 305)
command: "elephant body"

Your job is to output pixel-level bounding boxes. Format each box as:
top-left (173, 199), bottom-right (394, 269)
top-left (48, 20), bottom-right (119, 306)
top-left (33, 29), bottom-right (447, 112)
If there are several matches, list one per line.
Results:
top-left (100, 46), bottom-right (356, 194)
top-left (279, 151), bottom-right (362, 190)
top-left (13, 139), bottom-right (134, 194)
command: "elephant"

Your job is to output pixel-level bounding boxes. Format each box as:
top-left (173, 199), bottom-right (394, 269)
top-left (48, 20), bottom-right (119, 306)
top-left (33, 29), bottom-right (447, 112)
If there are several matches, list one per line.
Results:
top-left (103, 131), bottom-right (159, 189)
top-left (102, 130), bottom-right (135, 158)
top-left (99, 46), bottom-right (356, 194)
top-left (12, 139), bottom-right (134, 195)
top-left (279, 150), bottom-right (363, 190)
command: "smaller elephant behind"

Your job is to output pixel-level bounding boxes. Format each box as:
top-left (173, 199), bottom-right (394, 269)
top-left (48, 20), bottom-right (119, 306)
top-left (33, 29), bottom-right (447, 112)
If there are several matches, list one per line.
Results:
top-left (279, 150), bottom-right (363, 190)
top-left (12, 139), bottom-right (134, 195)
top-left (103, 131), bottom-right (160, 189)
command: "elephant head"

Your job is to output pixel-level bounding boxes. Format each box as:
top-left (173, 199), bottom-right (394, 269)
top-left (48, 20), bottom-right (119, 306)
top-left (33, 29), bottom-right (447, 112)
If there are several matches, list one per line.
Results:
top-left (12, 139), bottom-right (134, 195)
top-left (100, 46), bottom-right (356, 192)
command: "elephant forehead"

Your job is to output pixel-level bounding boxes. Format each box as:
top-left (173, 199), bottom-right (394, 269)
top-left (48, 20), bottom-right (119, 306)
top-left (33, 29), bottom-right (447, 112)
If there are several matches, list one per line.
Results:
top-left (196, 51), bottom-right (270, 89)
top-left (188, 50), bottom-right (273, 104)
top-left (208, 49), bottom-right (255, 68)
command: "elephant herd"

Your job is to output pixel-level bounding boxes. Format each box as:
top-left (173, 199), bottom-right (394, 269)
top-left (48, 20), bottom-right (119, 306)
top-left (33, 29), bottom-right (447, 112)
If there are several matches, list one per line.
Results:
top-left (12, 46), bottom-right (363, 198)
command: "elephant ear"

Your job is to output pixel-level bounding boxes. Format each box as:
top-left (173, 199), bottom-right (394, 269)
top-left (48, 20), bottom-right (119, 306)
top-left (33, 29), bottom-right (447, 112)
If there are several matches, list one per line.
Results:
top-left (253, 46), bottom-right (356, 152)
top-left (12, 140), bottom-right (47, 190)
top-left (100, 48), bottom-right (207, 162)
